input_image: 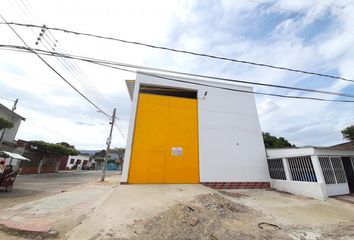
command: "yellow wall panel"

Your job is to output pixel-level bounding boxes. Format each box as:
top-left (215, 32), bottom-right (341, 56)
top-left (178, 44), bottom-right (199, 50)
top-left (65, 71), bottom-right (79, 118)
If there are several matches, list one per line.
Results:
top-left (128, 93), bottom-right (199, 183)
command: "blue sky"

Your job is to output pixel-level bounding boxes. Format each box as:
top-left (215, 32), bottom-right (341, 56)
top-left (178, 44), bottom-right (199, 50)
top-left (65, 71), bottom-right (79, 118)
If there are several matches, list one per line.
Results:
top-left (0, 0), bottom-right (353, 149)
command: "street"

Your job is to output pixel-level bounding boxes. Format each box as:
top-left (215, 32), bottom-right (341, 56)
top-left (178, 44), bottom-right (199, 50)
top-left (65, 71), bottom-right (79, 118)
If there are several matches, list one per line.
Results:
top-left (0, 171), bottom-right (118, 209)
top-left (0, 173), bottom-right (353, 240)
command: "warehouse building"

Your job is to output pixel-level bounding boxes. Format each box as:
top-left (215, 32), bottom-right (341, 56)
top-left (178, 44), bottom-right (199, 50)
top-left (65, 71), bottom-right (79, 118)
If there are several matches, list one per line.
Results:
top-left (121, 71), bottom-right (270, 188)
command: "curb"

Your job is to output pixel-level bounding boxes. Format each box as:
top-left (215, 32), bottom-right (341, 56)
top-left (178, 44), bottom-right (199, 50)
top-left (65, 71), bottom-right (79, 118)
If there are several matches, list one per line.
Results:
top-left (64, 183), bottom-right (119, 239)
top-left (0, 223), bottom-right (57, 239)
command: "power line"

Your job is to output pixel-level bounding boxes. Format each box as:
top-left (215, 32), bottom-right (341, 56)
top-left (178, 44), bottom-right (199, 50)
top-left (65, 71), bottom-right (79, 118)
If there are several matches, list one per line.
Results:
top-left (0, 96), bottom-right (15, 102)
top-left (1, 21), bottom-right (354, 83)
top-left (114, 123), bottom-right (127, 140)
top-left (0, 14), bottom-right (112, 119)
top-left (2, 44), bottom-right (354, 103)
top-left (26, 48), bottom-right (354, 103)
top-left (129, 70), bottom-right (354, 103)
top-left (1, 44), bottom-right (354, 103)
top-left (86, 59), bottom-right (354, 103)
top-left (6, 1), bottom-right (105, 106)
top-left (9, 1), bottom-right (107, 105)
top-left (28, 118), bottom-right (77, 143)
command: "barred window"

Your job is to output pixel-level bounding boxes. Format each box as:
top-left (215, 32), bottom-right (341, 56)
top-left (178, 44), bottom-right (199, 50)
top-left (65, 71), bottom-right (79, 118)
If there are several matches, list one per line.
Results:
top-left (287, 156), bottom-right (317, 182)
top-left (267, 159), bottom-right (286, 180)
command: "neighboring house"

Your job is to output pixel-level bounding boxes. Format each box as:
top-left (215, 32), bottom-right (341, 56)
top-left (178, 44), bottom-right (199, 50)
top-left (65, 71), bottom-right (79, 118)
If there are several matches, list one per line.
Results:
top-left (0, 103), bottom-right (25, 145)
top-left (121, 72), bottom-right (270, 188)
top-left (266, 147), bottom-right (354, 200)
top-left (109, 148), bottom-right (125, 171)
top-left (93, 150), bottom-right (105, 170)
top-left (329, 141), bottom-right (354, 150)
top-left (92, 149), bottom-right (124, 171)
top-left (65, 154), bottom-right (90, 170)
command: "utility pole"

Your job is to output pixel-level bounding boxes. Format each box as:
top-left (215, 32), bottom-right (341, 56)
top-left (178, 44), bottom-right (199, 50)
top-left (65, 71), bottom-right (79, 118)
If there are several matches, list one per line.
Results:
top-left (12, 99), bottom-right (18, 111)
top-left (101, 108), bottom-right (116, 182)
top-left (0, 99), bottom-right (18, 147)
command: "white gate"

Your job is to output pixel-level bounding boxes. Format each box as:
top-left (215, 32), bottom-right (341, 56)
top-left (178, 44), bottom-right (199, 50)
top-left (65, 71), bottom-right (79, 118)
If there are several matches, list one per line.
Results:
top-left (318, 156), bottom-right (349, 196)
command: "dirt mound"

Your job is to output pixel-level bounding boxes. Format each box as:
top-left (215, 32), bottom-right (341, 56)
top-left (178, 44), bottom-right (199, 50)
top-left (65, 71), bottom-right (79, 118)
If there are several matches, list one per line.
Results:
top-left (218, 190), bottom-right (248, 198)
top-left (130, 193), bottom-right (290, 240)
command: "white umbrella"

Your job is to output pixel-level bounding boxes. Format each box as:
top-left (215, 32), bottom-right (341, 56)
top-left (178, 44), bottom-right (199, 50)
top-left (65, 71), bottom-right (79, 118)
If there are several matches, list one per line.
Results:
top-left (0, 151), bottom-right (30, 165)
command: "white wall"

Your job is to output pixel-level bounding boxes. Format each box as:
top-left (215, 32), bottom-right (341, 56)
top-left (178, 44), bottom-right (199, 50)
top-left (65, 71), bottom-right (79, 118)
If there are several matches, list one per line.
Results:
top-left (122, 72), bottom-right (269, 183)
top-left (0, 110), bottom-right (22, 143)
top-left (266, 148), bottom-right (315, 159)
top-left (66, 155), bottom-right (90, 169)
top-left (272, 180), bottom-right (327, 200)
top-left (326, 183), bottom-right (350, 196)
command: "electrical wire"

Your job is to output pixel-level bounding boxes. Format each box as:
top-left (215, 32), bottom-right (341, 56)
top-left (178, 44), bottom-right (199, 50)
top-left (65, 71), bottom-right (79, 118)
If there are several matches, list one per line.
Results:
top-left (114, 123), bottom-right (127, 139)
top-left (27, 118), bottom-right (77, 143)
top-left (7, 1), bottom-right (103, 105)
top-left (0, 96), bottom-right (15, 102)
top-left (1, 44), bottom-right (354, 102)
top-left (131, 70), bottom-right (354, 103)
top-left (0, 14), bottom-right (112, 119)
top-left (30, 51), bottom-right (354, 103)
top-left (1, 21), bottom-right (354, 83)
top-left (10, 1), bottom-right (107, 105)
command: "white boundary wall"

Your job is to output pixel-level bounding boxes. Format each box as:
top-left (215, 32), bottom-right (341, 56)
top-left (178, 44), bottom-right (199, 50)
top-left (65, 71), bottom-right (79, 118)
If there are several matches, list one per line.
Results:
top-left (121, 72), bottom-right (270, 183)
top-left (326, 183), bottom-right (349, 196)
top-left (272, 180), bottom-right (327, 200)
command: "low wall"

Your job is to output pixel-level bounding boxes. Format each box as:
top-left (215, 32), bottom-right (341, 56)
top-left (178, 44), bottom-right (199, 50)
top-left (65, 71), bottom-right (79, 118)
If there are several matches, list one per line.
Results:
top-left (20, 166), bottom-right (56, 174)
top-left (326, 183), bottom-right (350, 196)
top-left (271, 180), bottom-right (327, 200)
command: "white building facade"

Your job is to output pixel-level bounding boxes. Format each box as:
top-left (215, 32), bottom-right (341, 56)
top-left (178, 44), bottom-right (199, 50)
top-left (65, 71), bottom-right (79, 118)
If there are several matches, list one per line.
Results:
top-left (0, 104), bottom-right (25, 144)
top-left (121, 72), bottom-right (270, 188)
top-left (66, 154), bottom-right (90, 170)
top-left (267, 147), bottom-right (354, 200)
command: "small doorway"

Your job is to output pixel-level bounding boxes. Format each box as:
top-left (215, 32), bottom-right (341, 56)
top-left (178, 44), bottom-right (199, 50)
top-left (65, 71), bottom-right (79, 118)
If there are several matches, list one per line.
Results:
top-left (342, 157), bottom-right (354, 193)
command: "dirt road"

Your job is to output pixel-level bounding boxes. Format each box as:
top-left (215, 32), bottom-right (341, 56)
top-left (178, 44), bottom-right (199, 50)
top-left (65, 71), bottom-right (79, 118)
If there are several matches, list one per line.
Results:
top-left (0, 171), bottom-right (117, 209)
top-left (1, 181), bottom-right (354, 240)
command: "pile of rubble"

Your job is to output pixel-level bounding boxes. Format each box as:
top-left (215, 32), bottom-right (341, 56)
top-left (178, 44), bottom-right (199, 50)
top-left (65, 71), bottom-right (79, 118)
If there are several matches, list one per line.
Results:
top-left (131, 193), bottom-right (290, 240)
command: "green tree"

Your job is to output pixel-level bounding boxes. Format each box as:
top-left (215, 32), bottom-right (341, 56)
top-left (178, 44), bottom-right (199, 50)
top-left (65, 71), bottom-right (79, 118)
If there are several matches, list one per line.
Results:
top-left (29, 141), bottom-right (79, 173)
top-left (341, 125), bottom-right (354, 141)
top-left (57, 142), bottom-right (75, 149)
top-left (262, 132), bottom-right (295, 148)
top-left (0, 117), bottom-right (14, 146)
top-left (0, 117), bottom-right (14, 130)
top-left (112, 147), bottom-right (125, 161)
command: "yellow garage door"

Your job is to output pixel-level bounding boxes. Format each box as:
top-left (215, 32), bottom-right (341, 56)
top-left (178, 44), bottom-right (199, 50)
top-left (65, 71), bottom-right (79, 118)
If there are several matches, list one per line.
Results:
top-left (128, 93), bottom-right (199, 183)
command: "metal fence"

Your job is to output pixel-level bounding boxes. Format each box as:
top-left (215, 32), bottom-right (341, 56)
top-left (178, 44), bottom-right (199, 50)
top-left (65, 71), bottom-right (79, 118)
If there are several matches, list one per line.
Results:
top-left (318, 156), bottom-right (336, 184)
top-left (319, 156), bottom-right (347, 184)
top-left (287, 156), bottom-right (317, 182)
top-left (267, 158), bottom-right (286, 180)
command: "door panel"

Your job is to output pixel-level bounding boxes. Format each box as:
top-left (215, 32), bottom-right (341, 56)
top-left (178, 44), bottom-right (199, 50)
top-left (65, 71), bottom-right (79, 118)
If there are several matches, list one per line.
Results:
top-left (342, 157), bottom-right (354, 193)
top-left (128, 93), bottom-right (199, 183)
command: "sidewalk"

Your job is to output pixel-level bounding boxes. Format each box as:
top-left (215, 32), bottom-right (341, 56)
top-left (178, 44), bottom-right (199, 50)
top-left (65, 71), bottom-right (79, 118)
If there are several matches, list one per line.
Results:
top-left (0, 175), bottom-right (119, 238)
